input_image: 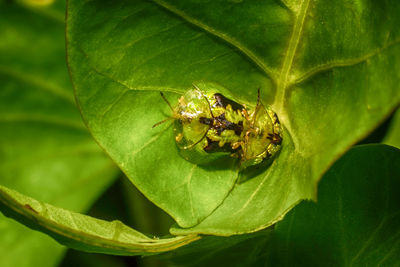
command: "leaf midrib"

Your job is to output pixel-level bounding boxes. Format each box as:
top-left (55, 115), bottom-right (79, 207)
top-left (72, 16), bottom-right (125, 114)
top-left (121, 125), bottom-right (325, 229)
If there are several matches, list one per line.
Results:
top-left (274, 0), bottom-right (311, 114)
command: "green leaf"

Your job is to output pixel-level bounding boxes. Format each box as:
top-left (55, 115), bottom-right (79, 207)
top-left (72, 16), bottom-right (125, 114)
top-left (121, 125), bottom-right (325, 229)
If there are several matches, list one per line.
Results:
top-left (0, 185), bottom-right (200, 256)
top-left (157, 144), bottom-right (400, 266)
top-left (155, 229), bottom-right (272, 267)
top-left (267, 144), bottom-right (400, 266)
top-left (0, 0), bottom-right (118, 265)
top-left (384, 108), bottom-right (400, 149)
top-left (67, 0), bottom-right (400, 234)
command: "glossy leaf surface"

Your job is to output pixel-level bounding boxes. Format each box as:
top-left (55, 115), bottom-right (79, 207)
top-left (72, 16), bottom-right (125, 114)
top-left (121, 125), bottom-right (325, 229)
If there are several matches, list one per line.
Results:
top-left (67, 0), bottom-right (400, 234)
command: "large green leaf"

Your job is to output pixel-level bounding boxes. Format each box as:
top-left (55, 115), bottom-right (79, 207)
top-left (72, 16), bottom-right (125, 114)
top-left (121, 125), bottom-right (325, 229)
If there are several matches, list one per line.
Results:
top-left (0, 1), bottom-right (118, 265)
top-left (67, 0), bottom-right (400, 234)
top-left (157, 144), bottom-right (400, 266)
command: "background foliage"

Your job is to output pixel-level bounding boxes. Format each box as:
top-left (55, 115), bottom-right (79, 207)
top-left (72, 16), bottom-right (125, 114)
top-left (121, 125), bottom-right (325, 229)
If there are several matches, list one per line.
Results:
top-left (0, 0), bottom-right (118, 266)
top-left (0, 0), bottom-right (399, 266)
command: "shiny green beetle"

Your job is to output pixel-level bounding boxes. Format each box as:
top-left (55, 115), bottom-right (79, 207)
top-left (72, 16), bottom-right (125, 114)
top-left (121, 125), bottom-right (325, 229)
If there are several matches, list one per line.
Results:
top-left (153, 82), bottom-right (282, 168)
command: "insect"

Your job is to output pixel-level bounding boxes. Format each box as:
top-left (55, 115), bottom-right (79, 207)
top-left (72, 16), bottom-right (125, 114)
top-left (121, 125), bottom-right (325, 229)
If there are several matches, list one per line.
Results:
top-left (153, 83), bottom-right (282, 168)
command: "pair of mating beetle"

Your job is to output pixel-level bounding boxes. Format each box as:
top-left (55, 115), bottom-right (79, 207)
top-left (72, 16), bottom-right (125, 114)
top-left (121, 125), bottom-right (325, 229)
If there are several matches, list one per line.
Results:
top-left (153, 83), bottom-right (282, 169)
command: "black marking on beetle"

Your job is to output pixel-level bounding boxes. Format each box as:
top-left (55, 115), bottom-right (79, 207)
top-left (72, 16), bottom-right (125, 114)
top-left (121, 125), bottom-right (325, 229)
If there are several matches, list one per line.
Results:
top-left (273, 113), bottom-right (280, 124)
top-left (267, 133), bottom-right (282, 145)
top-left (203, 137), bottom-right (218, 152)
top-left (203, 137), bottom-right (238, 153)
top-left (237, 121), bottom-right (244, 135)
top-left (215, 113), bottom-right (243, 135)
top-left (199, 113), bottom-right (244, 136)
top-left (213, 93), bottom-right (244, 111)
top-left (199, 117), bottom-right (213, 126)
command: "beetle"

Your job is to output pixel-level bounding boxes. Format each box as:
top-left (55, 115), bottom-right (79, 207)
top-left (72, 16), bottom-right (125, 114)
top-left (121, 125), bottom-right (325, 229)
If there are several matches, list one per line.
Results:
top-left (153, 83), bottom-right (282, 168)
top-left (237, 90), bottom-right (282, 168)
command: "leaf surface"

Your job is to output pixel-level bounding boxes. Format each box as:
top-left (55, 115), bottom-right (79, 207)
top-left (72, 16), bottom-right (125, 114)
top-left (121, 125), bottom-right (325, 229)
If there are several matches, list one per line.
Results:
top-left (267, 144), bottom-right (400, 266)
top-left (157, 145), bottom-right (400, 266)
top-left (156, 229), bottom-right (272, 266)
top-left (67, 0), bottom-right (400, 234)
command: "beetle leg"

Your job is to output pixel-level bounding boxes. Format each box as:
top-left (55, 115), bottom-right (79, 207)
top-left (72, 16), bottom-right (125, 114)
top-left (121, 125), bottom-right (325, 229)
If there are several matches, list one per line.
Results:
top-left (183, 126), bottom-right (210, 149)
top-left (175, 133), bottom-right (183, 143)
top-left (242, 108), bottom-right (250, 122)
top-left (231, 141), bottom-right (241, 150)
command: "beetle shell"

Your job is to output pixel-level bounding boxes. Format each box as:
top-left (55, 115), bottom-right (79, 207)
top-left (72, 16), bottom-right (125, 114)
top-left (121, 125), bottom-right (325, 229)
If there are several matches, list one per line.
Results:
top-left (155, 82), bottom-right (282, 168)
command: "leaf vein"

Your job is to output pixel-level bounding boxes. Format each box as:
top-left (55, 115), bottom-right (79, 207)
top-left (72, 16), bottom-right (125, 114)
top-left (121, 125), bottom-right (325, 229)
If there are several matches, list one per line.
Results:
top-left (181, 50), bottom-right (234, 70)
top-left (275, 0), bottom-right (310, 112)
top-left (233, 159), bottom-right (278, 216)
top-left (375, 231), bottom-right (400, 266)
top-left (122, 21), bottom-right (183, 49)
top-left (131, 123), bottom-right (172, 157)
top-left (350, 210), bottom-right (400, 265)
top-left (186, 164), bottom-right (197, 219)
top-left (125, 32), bottom-right (204, 77)
top-left (291, 38), bottom-right (400, 85)
top-left (150, 0), bottom-right (277, 80)
top-left (79, 48), bottom-right (186, 102)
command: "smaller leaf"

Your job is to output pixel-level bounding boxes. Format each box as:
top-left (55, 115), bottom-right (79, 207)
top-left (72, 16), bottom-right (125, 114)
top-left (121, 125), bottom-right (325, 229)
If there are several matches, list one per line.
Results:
top-left (155, 229), bottom-right (271, 267)
top-left (0, 185), bottom-right (200, 256)
top-left (268, 144), bottom-right (400, 266)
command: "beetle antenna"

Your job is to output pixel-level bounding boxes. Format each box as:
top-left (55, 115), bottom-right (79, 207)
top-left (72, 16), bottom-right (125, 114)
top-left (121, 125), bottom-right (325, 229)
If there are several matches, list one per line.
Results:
top-left (183, 126), bottom-right (210, 149)
top-left (160, 92), bottom-right (174, 112)
top-left (152, 117), bottom-right (173, 128)
top-left (153, 92), bottom-right (175, 128)
top-left (251, 88), bottom-right (262, 125)
top-left (254, 88), bottom-right (261, 112)
top-left (193, 84), bottom-right (215, 118)
top-left (203, 95), bottom-right (215, 119)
